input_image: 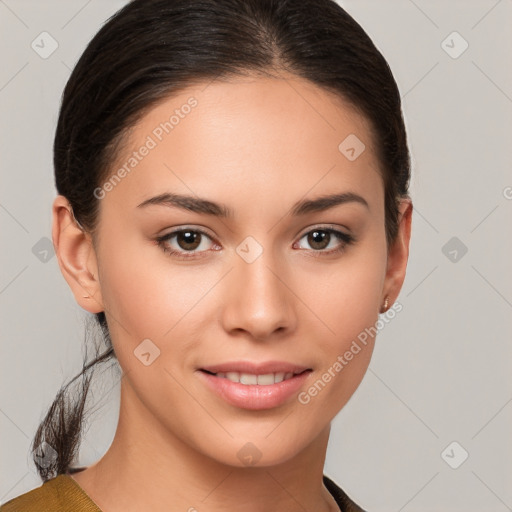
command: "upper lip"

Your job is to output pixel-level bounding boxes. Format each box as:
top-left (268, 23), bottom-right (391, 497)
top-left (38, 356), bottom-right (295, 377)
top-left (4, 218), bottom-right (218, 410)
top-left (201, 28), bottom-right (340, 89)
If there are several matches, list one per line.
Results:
top-left (199, 361), bottom-right (312, 375)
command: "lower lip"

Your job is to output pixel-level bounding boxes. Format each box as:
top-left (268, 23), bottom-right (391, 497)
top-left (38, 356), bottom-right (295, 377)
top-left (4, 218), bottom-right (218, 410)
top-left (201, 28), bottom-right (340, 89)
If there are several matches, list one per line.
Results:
top-left (197, 370), bottom-right (312, 410)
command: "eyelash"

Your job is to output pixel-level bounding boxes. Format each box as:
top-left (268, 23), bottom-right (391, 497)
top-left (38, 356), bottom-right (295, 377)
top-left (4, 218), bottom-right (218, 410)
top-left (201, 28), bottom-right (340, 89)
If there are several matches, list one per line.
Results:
top-left (155, 225), bottom-right (356, 260)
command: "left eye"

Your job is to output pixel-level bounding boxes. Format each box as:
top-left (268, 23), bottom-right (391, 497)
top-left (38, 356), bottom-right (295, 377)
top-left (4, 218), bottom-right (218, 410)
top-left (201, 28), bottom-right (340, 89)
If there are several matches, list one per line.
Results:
top-left (294, 228), bottom-right (354, 254)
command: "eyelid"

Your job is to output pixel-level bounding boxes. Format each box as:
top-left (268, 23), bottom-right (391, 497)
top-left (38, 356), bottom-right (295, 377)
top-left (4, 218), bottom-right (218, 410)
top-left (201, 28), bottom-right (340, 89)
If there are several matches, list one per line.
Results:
top-left (157, 224), bottom-right (215, 238)
top-left (296, 223), bottom-right (352, 239)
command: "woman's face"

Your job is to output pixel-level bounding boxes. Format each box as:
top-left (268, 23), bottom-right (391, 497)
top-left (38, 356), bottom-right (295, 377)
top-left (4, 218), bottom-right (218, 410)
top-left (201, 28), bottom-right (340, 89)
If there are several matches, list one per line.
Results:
top-left (58, 74), bottom-right (411, 468)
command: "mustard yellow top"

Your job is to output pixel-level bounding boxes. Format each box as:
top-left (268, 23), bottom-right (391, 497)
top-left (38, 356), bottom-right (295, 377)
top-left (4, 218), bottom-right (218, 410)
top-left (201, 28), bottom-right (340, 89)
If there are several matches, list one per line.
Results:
top-left (0, 472), bottom-right (365, 511)
top-left (0, 474), bottom-right (101, 512)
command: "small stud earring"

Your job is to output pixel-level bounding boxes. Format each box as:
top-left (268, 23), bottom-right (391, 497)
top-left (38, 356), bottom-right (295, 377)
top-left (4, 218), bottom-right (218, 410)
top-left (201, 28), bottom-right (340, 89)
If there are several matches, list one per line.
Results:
top-left (381, 295), bottom-right (389, 313)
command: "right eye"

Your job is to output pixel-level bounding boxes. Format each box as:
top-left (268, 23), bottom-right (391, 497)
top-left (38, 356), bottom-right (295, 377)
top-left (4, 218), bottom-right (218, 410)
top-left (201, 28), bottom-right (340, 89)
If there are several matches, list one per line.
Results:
top-left (155, 228), bottom-right (219, 259)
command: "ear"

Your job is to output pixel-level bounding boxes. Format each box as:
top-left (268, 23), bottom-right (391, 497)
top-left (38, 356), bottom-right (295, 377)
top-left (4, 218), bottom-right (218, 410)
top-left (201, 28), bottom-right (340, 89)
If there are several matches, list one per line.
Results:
top-left (51, 195), bottom-right (104, 313)
top-left (381, 198), bottom-right (413, 309)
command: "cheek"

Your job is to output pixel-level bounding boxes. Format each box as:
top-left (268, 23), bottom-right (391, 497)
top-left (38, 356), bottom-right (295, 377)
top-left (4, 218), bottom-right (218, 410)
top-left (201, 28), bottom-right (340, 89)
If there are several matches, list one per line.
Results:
top-left (97, 227), bottom-right (220, 339)
top-left (299, 244), bottom-right (386, 343)
top-left (295, 242), bottom-right (386, 405)
top-left (296, 271), bottom-right (380, 418)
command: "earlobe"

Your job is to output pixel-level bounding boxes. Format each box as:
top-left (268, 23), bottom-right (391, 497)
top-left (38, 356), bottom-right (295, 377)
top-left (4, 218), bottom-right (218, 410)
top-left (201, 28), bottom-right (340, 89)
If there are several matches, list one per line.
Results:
top-left (51, 195), bottom-right (104, 313)
top-left (381, 198), bottom-right (413, 309)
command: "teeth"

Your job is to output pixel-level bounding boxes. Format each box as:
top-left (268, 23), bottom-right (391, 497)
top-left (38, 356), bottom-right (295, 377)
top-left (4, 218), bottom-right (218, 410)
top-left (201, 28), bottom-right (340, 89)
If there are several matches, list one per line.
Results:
top-left (258, 373), bottom-right (276, 385)
top-left (240, 373), bottom-right (258, 385)
top-left (215, 371), bottom-right (298, 385)
top-left (273, 373), bottom-right (285, 384)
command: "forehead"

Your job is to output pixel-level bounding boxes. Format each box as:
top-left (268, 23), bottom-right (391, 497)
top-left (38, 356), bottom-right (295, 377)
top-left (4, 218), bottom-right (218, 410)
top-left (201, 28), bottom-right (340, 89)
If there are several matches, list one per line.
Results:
top-left (101, 74), bottom-right (383, 216)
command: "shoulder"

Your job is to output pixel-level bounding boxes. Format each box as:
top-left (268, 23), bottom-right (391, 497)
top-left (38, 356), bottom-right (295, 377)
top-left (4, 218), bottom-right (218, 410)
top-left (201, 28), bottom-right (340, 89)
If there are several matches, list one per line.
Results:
top-left (323, 474), bottom-right (367, 512)
top-left (0, 474), bottom-right (101, 512)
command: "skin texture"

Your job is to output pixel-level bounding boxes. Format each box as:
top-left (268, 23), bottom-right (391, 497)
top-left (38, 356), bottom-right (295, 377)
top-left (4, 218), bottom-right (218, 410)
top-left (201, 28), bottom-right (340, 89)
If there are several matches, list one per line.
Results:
top-left (52, 73), bottom-right (412, 512)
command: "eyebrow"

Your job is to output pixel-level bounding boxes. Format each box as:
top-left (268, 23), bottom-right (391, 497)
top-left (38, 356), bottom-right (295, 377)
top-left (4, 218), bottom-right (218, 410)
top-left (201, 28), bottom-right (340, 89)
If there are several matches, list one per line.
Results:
top-left (136, 191), bottom-right (369, 217)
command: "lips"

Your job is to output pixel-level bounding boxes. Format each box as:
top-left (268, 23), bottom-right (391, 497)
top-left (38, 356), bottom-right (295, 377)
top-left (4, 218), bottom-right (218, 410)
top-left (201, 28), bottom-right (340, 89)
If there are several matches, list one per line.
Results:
top-left (199, 360), bottom-right (311, 375)
top-left (197, 360), bottom-right (313, 409)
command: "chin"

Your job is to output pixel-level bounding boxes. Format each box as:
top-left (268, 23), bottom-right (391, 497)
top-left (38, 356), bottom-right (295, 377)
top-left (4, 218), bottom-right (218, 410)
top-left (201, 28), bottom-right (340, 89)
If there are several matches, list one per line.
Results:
top-left (201, 432), bottom-right (314, 469)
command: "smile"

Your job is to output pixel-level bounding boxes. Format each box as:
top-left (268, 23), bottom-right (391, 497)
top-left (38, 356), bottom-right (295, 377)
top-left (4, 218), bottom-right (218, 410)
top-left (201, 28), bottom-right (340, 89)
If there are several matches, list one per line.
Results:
top-left (198, 369), bottom-right (313, 410)
top-left (202, 370), bottom-right (305, 385)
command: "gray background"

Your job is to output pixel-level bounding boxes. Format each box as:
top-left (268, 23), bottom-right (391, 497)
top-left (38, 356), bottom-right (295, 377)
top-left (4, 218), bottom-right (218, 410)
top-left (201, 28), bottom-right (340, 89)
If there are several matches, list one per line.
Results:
top-left (1, 0), bottom-right (511, 510)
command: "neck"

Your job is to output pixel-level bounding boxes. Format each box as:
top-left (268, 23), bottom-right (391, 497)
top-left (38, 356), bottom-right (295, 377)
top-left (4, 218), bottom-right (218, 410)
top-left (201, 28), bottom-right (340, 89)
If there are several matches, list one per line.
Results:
top-left (71, 377), bottom-right (339, 512)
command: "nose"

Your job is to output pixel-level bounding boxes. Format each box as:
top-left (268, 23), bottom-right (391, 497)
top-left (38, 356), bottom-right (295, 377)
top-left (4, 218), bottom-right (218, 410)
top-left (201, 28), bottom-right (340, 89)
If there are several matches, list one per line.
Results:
top-left (220, 248), bottom-right (297, 341)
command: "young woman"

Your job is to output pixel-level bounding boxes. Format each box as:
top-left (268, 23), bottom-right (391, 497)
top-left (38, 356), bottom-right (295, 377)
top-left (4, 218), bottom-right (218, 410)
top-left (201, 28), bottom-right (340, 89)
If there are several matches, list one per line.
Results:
top-left (1, 0), bottom-right (412, 510)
